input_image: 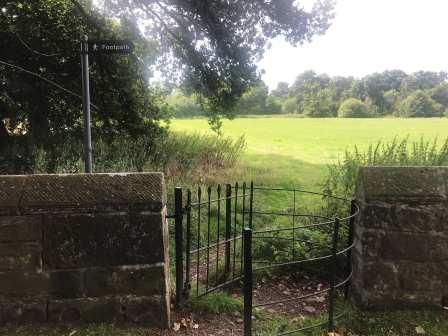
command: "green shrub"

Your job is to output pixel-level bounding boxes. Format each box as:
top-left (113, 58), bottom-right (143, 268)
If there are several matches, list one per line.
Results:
top-left (252, 227), bottom-right (331, 264)
top-left (338, 98), bottom-right (369, 118)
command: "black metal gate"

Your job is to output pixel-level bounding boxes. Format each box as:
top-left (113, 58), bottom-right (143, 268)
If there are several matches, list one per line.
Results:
top-left (172, 182), bottom-right (359, 335)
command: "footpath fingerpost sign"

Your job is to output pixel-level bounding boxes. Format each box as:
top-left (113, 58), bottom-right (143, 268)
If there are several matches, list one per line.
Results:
top-left (80, 36), bottom-right (133, 173)
top-left (89, 40), bottom-right (134, 54)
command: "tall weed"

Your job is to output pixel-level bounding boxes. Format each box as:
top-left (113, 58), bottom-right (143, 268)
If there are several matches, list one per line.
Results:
top-left (152, 132), bottom-right (246, 180)
top-left (323, 136), bottom-right (448, 202)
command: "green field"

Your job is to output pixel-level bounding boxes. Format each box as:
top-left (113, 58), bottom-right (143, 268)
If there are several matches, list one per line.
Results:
top-left (172, 117), bottom-right (448, 191)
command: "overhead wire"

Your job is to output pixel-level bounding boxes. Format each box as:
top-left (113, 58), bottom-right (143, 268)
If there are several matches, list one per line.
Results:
top-left (0, 59), bottom-right (100, 111)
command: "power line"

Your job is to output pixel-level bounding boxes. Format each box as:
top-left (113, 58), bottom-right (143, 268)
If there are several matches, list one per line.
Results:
top-left (13, 31), bottom-right (61, 58)
top-left (0, 59), bottom-right (99, 111)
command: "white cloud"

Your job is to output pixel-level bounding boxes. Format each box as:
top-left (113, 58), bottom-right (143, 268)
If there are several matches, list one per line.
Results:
top-left (260, 0), bottom-right (448, 89)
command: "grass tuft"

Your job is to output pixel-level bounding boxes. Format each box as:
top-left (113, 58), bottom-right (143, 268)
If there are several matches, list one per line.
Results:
top-left (189, 291), bottom-right (243, 314)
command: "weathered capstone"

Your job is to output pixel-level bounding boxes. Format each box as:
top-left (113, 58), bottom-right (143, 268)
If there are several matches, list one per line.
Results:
top-left (0, 173), bottom-right (170, 328)
top-left (352, 167), bottom-right (448, 309)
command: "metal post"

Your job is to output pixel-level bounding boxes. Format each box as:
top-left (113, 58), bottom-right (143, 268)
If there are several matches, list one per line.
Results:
top-left (80, 35), bottom-right (93, 173)
top-left (344, 200), bottom-right (356, 300)
top-left (248, 181), bottom-right (254, 229)
top-left (224, 184), bottom-right (232, 275)
top-left (328, 217), bottom-right (340, 331)
top-left (185, 189), bottom-right (192, 299)
top-left (174, 187), bottom-right (184, 307)
top-left (243, 228), bottom-right (253, 336)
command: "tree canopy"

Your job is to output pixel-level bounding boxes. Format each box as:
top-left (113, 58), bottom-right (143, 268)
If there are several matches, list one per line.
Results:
top-left (397, 90), bottom-right (443, 118)
top-left (101, 0), bottom-right (335, 122)
top-left (1, 0), bottom-right (336, 172)
top-left (0, 0), bottom-right (167, 172)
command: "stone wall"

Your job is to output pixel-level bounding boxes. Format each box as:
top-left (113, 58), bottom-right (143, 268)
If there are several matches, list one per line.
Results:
top-left (0, 173), bottom-right (170, 327)
top-left (352, 167), bottom-right (448, 309)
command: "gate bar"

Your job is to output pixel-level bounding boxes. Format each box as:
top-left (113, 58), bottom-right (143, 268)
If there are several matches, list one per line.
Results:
top-left (328, 217), bottom-right (340, 331)
top-left (225, 184), bottom-right (232, 275)
top-left (185, 189), bottom-right (192, 299)
top-left (345, 200), bottom-right (356, 300)
top-left (243, 227), bottom-right (253, 336)
top-left (174, 187), bottom-right (184, 306)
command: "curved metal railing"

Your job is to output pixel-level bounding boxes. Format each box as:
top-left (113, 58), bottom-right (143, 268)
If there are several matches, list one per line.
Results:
top-left (172, 182), bottom-right (359, 335)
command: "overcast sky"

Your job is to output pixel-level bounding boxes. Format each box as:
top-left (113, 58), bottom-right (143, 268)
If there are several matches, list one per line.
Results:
top-left (259, 0), bottom-right (448, 90)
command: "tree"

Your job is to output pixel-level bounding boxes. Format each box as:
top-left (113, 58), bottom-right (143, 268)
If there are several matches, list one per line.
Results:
top-left (0, 0), bottom-right (166, 172)
top-left (430, 83), bottom-right (448, 110)
top-left (102, 0), bottom-right (335, 125)
top-left (401, 71), bottom-right (447, 92)
top-left (266, 95), bottom-right (282, 114)
top-left (396, 90), bottom-right (444, 118)
top-left (271, 82), bottom-right (290, 98)
top-left (361, 70), bottom-right (408, 115)
top-left (234, 82), bottom-right (281, 115)
top-left (338, 98), bottom-right (369, 118)
top-left (328, 76), bottom-right (354, 101)
top-left (291, 70), bottom-right (331, 114)
top-left (362, 73), bottom-right (388, 115)
top-left (166, 90), bottom-right (203, 117)
top-left (234, 83), bottom-right (268, 115)
top-left (282, 97), bottom-right (298, 114)
top-left (383, 89), bottom-right (400, 114)
top-left (302, 86), bottom-right (334, 117)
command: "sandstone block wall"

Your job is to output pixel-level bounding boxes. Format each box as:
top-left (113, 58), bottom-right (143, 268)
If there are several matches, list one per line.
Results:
top-left (0, 173), bottom-right (170, 327)
top-left (352, 167), bottom-right (448, 309)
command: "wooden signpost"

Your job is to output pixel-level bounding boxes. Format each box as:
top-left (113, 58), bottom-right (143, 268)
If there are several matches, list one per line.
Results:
top-left (80, 36), bottom-right (133, 173)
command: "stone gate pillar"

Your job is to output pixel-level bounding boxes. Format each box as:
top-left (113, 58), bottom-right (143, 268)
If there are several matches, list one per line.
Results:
top-left (0, 173), bottom-right (170, 327)
top-left (352, 167), bottom-right (448, 309)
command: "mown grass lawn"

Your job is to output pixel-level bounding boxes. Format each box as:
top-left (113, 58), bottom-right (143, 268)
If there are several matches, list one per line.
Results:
top-left (171, 117), bottom-right (448, 191)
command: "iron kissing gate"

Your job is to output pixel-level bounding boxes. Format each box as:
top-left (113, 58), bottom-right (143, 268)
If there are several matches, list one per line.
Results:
top-left (172, 182), bottom-right (359, 335)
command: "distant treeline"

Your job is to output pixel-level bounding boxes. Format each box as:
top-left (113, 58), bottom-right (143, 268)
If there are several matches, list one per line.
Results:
top-left (167, 70), bottom-right (448, 118)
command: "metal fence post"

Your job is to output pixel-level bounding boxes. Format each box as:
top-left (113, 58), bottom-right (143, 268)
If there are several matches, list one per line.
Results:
top-left (185, 189), bottom-right (192, 299)
top-left (174, 187), bottom-right (184, 307)
top-left (248, 181), bottom-right (254, 229)
top-left (224, 184), bottom-right (232, 275)
top-left (243, 228), bottom-right (253, 336)
top-left (328, 217), bottom-right (340, 331)
top-left (80, 35), bottom-right (93, 173)
top-left (345, 200), bottom-right (356, 300)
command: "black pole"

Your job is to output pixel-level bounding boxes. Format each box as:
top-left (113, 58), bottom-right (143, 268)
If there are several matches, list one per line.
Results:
top-left (185, 189), bottom-right (192, 299)
top-left (80, 35), bottom-right (93, 173)
top-left (248, 181), bottom-right (254, 229)
top-left (224, 184), bottom-right (232, 275)
top-left (243, 227), bottom-right (253, 336)
top-left (174, 187), bottom-right (184, 307)
top-left (328, 217), bottom-right (340, 331)
top-left (344, 200), bottom-right (356, 300)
